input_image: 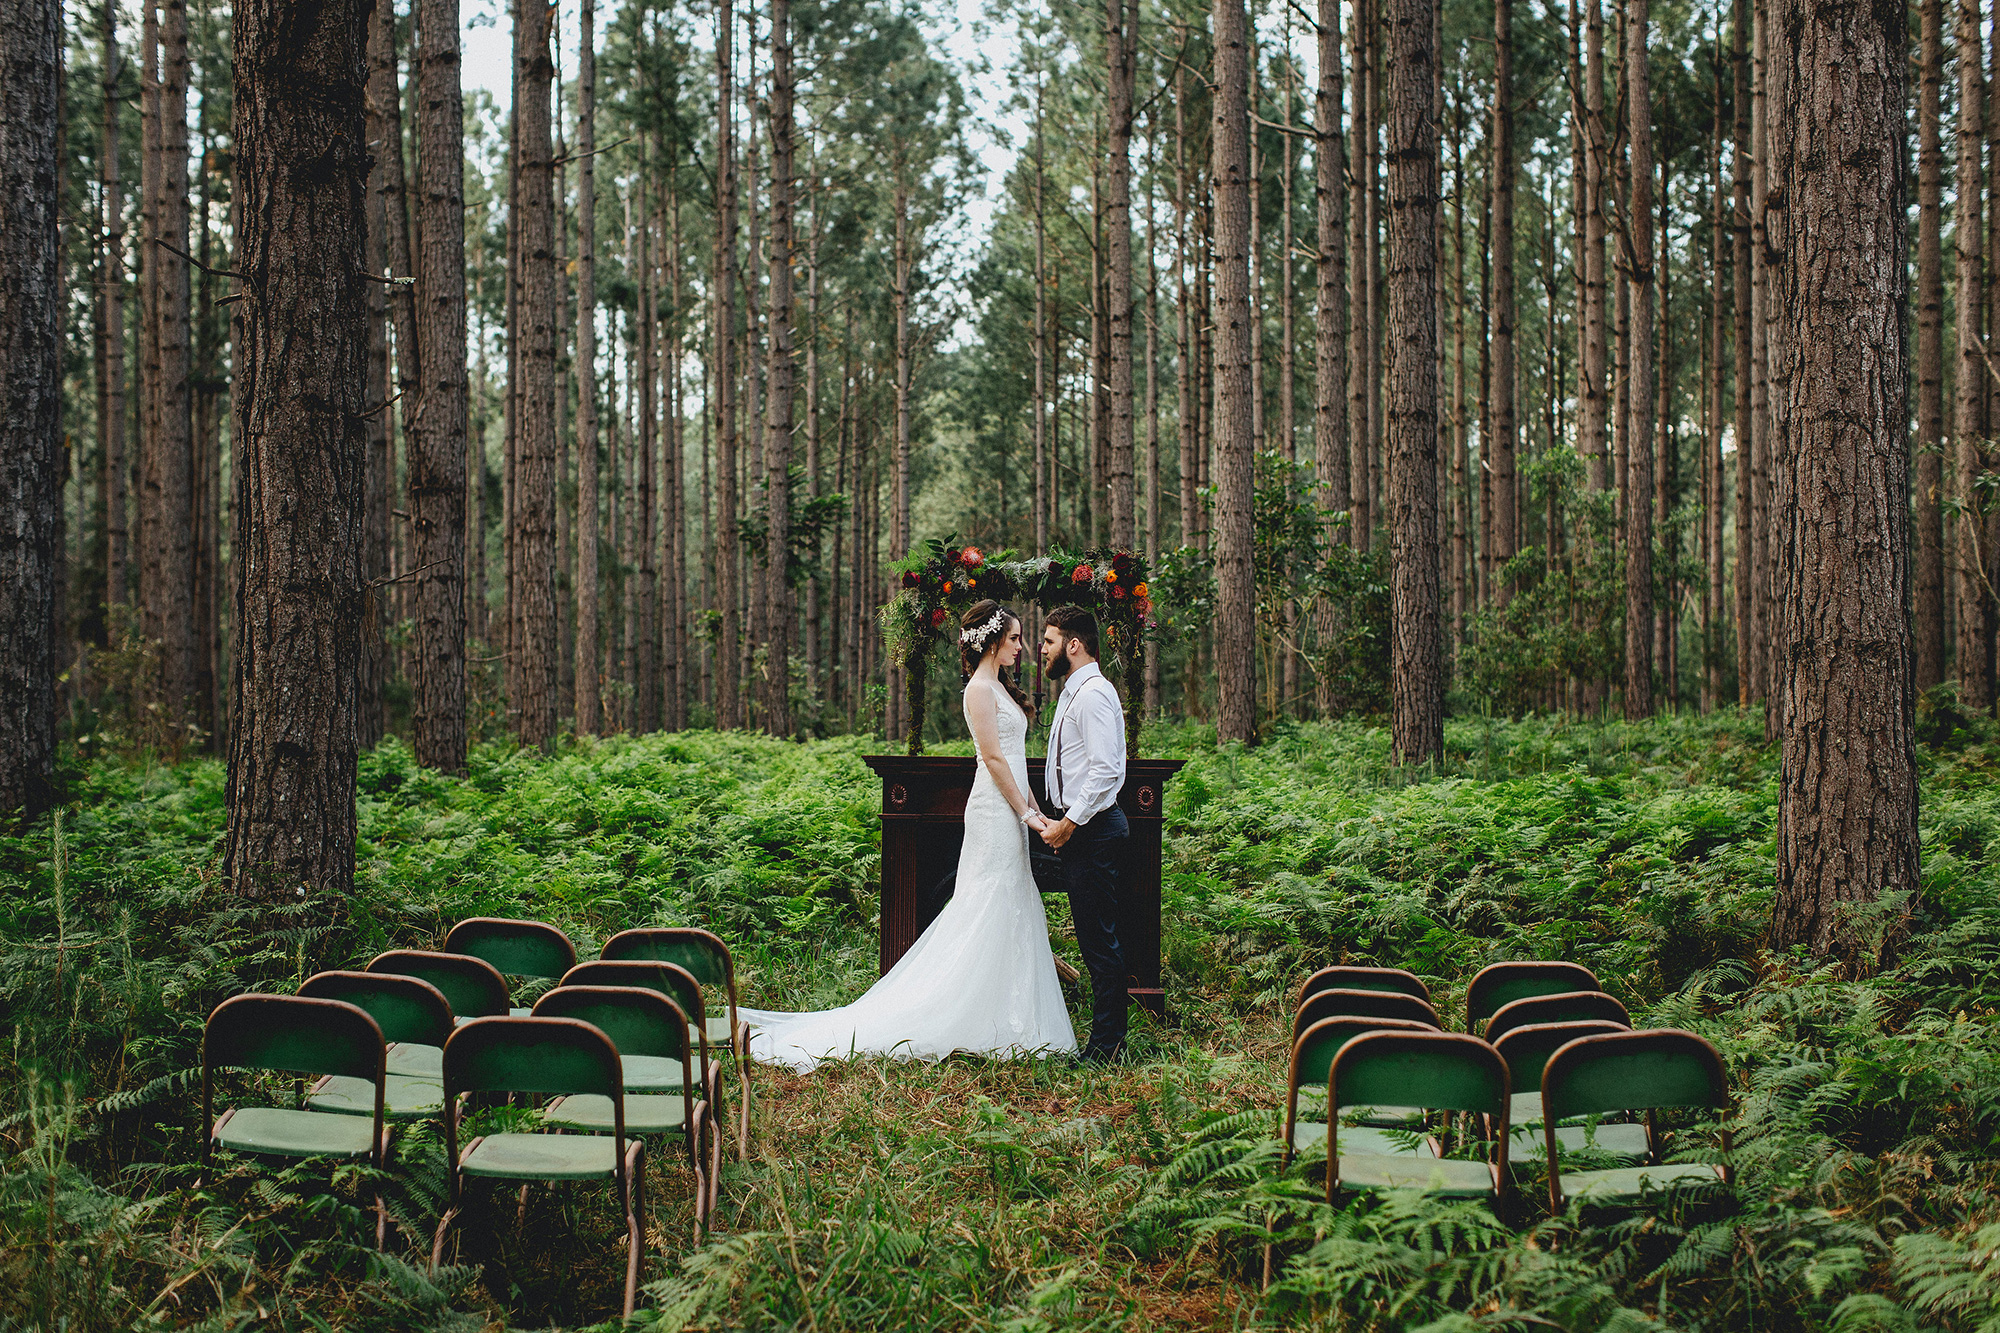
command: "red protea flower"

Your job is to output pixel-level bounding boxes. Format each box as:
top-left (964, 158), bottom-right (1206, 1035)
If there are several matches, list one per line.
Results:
top-left (930, 607), bottom-right (947, 628)
top-left (1110, 584), bottom-right (1128, 600)
top-left (961, 546), bottom-right (985, 568)
top-left (1072, 563), bottom-right (1093, 584)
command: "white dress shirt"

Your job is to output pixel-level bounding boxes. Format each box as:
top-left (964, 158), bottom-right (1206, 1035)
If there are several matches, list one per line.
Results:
top-left (1046, 660), bottom-right (1127, 827)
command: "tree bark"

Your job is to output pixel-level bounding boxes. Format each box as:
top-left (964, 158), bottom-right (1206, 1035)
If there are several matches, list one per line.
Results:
top-left (763, 0), bottom-right (795, 736)
top-left (1385, 0), bottom-right (1442, 763)
top-left (1106, 0), bottom-right (1137, 550)
top-left (1767, 0), bottom-right (1918, 962)
top-left (1915, 0), bottom-right (1947, 693)
top-left (101, 0), bottom-right (129, 618)
top-left (0, 0), bottom-right (64, 816)
top-left (1956, 0), bottom-right (1992, 711)
top-left (508, 0), bottom-right (557, 747)
top-left (223, 0), bottom-right (368, 895)
top-left (574, 0), bottom-right (600, 734)
top-left (1314, 0), bottom-right (1350, 711)
top-left (713, 0), bottom-right (741, 730)
top-left (1580, 0), bottom-right (1609, 495)
top-left (1489, 0), bottom-right (1517, 598)
top-left (359, 0), bottom-right (396, 750)
top-left (409, 0), bottom-right (468, 773)
top-left (1212, 0), bottom-right (1258, 744)
top-left (1348, 0), bottom-right (1372, 548)
top-left (1732, 0), bottom-right (1753, 706)
top-left (1623, 0), bottom-right (1656, 719)
top-left (145, 0), bottom-right (196, 731)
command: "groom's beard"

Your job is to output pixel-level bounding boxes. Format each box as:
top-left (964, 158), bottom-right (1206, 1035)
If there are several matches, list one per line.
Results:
top-left (1045, 650), bottom-right (1071, 681)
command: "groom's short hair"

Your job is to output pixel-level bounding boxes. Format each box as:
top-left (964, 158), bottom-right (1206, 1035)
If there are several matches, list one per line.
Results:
top-left (1045, 605), bottom-right (1099, 659)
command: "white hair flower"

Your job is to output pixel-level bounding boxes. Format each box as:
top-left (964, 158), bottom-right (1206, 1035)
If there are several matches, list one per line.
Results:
top-left (959, 609), bottom-right (1007, 649)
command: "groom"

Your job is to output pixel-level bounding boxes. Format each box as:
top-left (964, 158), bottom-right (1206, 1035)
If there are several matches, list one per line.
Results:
top-left (1036, 606), bottom-right (1130, 1064)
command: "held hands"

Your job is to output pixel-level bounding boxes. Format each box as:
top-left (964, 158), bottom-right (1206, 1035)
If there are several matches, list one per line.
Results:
top-left (1040, 817), bottom-right (1077, 850)
top-left (1022, 810), bottom-right (1052, 834)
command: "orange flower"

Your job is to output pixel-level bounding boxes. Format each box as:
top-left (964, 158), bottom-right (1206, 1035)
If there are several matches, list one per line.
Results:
top-left (1106, 572), bottom-right (1118, 584)
top-left (943, 580), bottom-right (954, 594)
top-left (1134, 582), bottom-right (1150, 598)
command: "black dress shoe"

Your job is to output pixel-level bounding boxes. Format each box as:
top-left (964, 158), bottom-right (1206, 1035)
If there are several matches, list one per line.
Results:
top-left (1078, 1044), bottom-right (1125, 1067)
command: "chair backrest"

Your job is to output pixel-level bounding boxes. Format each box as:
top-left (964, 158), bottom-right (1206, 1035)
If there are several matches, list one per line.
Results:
top-left (204, 994), bottom-right (386, 1083)
top-left (299, 970), bottom-right (454, 1048)
top-left (1484, 990), bottom-right (1631, 1044)
top-left (1332, 1030), bottom-right (1511, 1121)
top-left (1541, 1029), bottom-right (1730, 1123)
top-left (1465, 961), bottom-right (1602, 1032)
top-left (366, 950), bottom-right (512, 1020)
top-left (1294, 988), bottom-right (1439, 1033)
top-left (441, 1016), bottom-right (625, 1100)
top-left (445, 917), bottom-right (578, 980)
top-left (1290, 1015), bottom-right (1435, 1090)
top-left (532, 985), bottom-right (693, 1064)
top-left (1296, 965), bottom-right (1430, 1008)
top-left (561, 960), bottom-right (707, 1027)
top-left (1493, 1020), bottom-right (1629, 1097)
top-left (600, 928), bottom-right (736, 998)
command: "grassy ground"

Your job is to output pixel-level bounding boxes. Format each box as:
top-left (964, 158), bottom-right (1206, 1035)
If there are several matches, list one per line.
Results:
top-left (5, 704), bottom-right (2000, 1330)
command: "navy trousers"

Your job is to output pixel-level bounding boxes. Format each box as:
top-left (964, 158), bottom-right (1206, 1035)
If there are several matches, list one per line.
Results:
top-left (1033, 805), bottom-right (1130, 1056)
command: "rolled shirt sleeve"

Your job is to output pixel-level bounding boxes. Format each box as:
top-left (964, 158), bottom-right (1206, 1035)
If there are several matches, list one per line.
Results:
top-left (1063, 677), bottom-right (1127, 827)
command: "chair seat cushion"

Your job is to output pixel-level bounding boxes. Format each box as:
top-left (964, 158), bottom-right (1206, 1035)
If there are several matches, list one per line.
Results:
top-left (623, 1054), bottom-right (693, 1093)
top-left (1560, 1162), bottom-right (1728, 1203)
top-left (545, 1093), bottom-right (691, 1136)
top-left (309, 1074), bottom-right (443, 1121)
top-left (387, 1042), bottom-right (443, 1079)
top-left (461, 1132), bottom-right (620, 1180)
top-left (1510, 1122), bottom-right (1649, 1165)
top-left (215, 1107), bottom-right (378, 1159)
top-left (1291, 1121), bottom-right (1434, 1157)
top-left (1337, 1153), bottom-right (1496, 1196)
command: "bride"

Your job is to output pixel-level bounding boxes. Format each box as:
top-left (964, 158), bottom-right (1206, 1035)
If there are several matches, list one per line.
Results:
top-left (741, 600), bottom-right (1079, 1070)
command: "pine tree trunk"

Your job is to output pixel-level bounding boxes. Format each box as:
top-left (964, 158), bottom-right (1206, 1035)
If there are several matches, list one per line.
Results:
top-left (1623, 0), bottom-right (1655, 719)
top-left (1732, 0), bottom-right (1754, 705)
top-left (1750, 4), bottom-right (1775, 718)
top-left (1035, 75), bottom-right (1050, 557)
top-left (1314, 0), bottom-right (1350, 711)
top-left (714, 0), bottom-right (741, 731)
top-left (223, 0), bottom-right (368, 894)
top-left (574, 0), bottom-right (600, 735)
top-left (0, 0), bottom-right (64, 816)
top-left (1489, 0), bottom-right (1517, 599)
top-left (1767, 0), bottom-right (1918, 961)
top-left (146, 0), bottom-right (196, 731)
top-left (633, 141), bottom-right (659, 733)
top-left (1106, 0), bottom-right (1137, 551)
top-left (408, 0), bottom-right (467, 772)
top-left (1706, 53), bottom-right (1728, 712)
top-left (1385, 0), bottom-right (1442, 763)
top-left (1915, 0), bottom-right (1947, 693)
top-left (360, 0), bottom-right (396, 750)
top-left (101, 0), bottom-right (129, 617)
top-left (1956, 0), bottom-right (1991, 711)
top-left (1348, 0), bottom-right (1372, 549)
top-left (1211, 0), bottom-right (1258, 744)
top-left (763, 0), bottom-right (795, 737)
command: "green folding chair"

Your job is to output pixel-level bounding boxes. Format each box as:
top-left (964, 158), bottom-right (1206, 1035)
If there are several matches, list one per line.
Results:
top-left (600, 928), bottom-right (755, 1159)
top-left (202, 994), bottom-right (392, 1242)
top-left (367, 949), bottom-right (513, 1025)
top-left (446, 918), bottom-right (579, 1013)
top-left (1493, 1020), bottom-right (1646, 1168)
top-left (1294, 987), bottom-right (1440, 1033)
top-left (1325, 1030), bottom-right (1511, 1206)
top-left (298, 971), bottom-right (452, 1121)
top-left (1484, 990), bottom-right (1631, 1044)
top-left (1295, 965), bottom-right (1431, 1008)
top-left (1541, 1028), bottom-right (1733, 1212)
top-left (559, 960), bottom-right (720, 1112)
top-left (533, 985), bottom-right (718, 1227)
top-left (433, 1017), bottom-right (649, 1318)
top-left (1465, 961), bottom-right (1602, 1035)
top-left (1282, 1015), bottom-right (1439, 1168)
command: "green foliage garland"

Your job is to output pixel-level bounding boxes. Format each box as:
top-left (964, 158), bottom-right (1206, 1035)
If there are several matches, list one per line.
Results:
top-left (879, 535), bottom-right (1153, 755)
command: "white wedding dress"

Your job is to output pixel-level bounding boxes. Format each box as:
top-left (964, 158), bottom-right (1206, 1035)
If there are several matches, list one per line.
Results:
top-left (741, 679), bottom-right (1079, 1070)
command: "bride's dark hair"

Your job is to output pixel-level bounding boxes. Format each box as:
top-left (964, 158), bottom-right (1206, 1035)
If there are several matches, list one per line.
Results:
top-left (958, 599), bottom-right (1034, 717)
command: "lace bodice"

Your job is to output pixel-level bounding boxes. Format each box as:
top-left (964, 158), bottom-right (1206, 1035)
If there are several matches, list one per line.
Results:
top-left (965, 679), bottom-right (1029, 764)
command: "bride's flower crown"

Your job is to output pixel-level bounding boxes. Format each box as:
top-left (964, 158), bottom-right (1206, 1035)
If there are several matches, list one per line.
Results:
top-left (959, 609), bottom-right (1007, 649)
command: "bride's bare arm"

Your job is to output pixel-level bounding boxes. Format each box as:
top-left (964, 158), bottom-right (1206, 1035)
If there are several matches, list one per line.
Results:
top-left (964, 683), bottom-right (1041, 821)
